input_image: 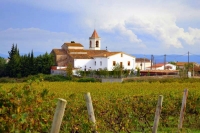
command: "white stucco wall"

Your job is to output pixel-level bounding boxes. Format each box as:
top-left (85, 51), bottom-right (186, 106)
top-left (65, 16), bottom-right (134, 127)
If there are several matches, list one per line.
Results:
top-left (89, 38), bottom-right (101, 50)
top-left (145, 63), bottom-right (176, 70)
top-left (73, 53), bottom-right (136, 71)
top-left (68, 46), bottom-right (84, 50)
top-left (156, 64), bottom-right (176, 70)
top-left (74, 59), bottom-right (94, 71)
top-left (136, 62), bottom-right (151, 70)
top-left (107, 53), bottom-right (135, 71)
top-left (165, 64), bottom-right (176, 70)
top-left (93, 57), bottom-right (108, 70)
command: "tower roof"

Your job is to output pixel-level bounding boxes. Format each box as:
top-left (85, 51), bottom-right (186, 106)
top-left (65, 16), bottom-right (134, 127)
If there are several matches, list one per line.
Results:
top-left (90, 29), bottom-right (99, 38)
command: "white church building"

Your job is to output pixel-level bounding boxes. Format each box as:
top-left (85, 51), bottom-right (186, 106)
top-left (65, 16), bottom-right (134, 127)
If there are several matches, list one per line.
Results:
top-left (51, 30), bottom-right (136, 74)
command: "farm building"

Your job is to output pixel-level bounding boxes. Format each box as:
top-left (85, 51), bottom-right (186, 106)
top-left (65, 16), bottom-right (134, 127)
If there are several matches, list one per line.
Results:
top-left (140, 63), bottom-right (178, 76)
top-left (51, 30), bottom-right (136, 74)
top-left (140, 70), bottom-right (179, 76)
top-left (135, 58), bottom-right (151, 70)
top-left (176, 62), bottom-right (200, 76)
top-left (145, 63), bottom-right (176, 70)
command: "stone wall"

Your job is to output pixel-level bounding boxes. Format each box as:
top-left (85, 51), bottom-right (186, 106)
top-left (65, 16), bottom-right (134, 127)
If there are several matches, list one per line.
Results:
top-left (101, 78), bottom-right (123, 83)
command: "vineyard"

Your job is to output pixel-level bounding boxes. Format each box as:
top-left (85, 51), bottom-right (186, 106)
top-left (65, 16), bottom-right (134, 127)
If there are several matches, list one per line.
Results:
top-left (1, 80), bottom-right (200, 132)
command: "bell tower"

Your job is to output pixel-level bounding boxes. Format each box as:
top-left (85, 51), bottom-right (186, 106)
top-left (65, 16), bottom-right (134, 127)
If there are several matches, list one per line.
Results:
top-left (89, 29), bottom-right (101, 50)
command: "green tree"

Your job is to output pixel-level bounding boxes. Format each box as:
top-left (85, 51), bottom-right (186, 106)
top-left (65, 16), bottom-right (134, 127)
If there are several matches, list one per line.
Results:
top-left (20, 54), bottom-right (29, 77)
top-left (6, 44), bottom-right (21, 77)
top-left (168, 61), bottom-right (176, 65)
top-left (123, 69), bottom-right (130, 78)
top-left (99, 67), bottom-right (109, 78)
top-left (5, 44), bottom-right (54, 77)
top-left (66, 63), bottom-right (73, 79)
top-left (112, 63), bottom-right (123, 78)
top-left (30, 50), bottom-right (36, 75)
top-left (136, 67), bottom-right (140, 77)
top-left (0, 57), bottom-right (6, 77)
top-left (35, 52), bottom-right (54, 74)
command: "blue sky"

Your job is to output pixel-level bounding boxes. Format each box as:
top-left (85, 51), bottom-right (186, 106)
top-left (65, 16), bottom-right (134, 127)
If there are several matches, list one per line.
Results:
top-left (0, 0), bottom-right (200, 57)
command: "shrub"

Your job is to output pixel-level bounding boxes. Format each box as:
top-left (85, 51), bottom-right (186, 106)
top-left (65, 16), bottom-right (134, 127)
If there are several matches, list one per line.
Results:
top-left (43, 75), bottom-right (71, 82)
top-left (77, 78), bottom-right (97, 82)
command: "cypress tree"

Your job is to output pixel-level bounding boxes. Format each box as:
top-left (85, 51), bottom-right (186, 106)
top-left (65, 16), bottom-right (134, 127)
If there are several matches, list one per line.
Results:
top-left (7, 44), bottom-right (21, 77)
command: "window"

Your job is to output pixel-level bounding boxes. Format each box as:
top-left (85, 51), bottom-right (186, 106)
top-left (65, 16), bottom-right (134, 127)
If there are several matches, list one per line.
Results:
top-left (121, 53), bottom-right (123, 57)
top-left (95, 61), bottom-right (96, 66)
top-left (96, 41), bottom-right (99, 47)
top-left (128, 61), bottom-right (130, 66)
top-left (90, 41), bottom-right (92, 48)
top-left (100, 61), bottom-right (102, 66)
top-left (113, 61), bottom-right (116, 66)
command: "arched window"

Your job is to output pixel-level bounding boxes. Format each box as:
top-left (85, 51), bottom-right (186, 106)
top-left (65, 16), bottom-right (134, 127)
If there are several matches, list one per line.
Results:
top-left (90, 41), bottom-right (92, 48)
top-left (96, 41), bottom-right (99, 47)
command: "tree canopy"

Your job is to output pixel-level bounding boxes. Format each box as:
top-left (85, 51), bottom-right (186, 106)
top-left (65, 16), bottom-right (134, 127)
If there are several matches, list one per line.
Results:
top-left (1, 44), bottom-right (54, 78)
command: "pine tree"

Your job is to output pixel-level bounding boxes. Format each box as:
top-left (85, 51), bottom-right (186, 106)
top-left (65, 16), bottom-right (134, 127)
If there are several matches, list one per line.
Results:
top-left (0, 57), bottom-right (6, 77)
top-left (6, 44), bottom-right (21, 77)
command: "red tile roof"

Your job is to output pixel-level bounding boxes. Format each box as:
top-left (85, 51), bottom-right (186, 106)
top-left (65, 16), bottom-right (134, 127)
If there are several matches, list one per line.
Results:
top-left (68, 49), bottom-right (87, 52)
top-left (66, 49), bottom-right (109, 59)
top-left (176, 62), bottom-right (196, 66)
top-left (141, 70), bottom-right (178, 72)
top-left (90, 29), bottom-right (99, 38)
top-left (51, 49), bottom-right (67, 55)
top-left (63, 43), bottom-right (83, 47)
top-left (69, 54), bottom-right (92, 59)
top-left (92, 52), bottom-right (120, 57)
top-left (136, 58), bottom-right (151, 62)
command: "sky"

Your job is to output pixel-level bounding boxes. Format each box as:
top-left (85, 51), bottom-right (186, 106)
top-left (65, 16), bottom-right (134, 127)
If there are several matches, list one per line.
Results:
top-left (0, 0), bottom-right (200, 58)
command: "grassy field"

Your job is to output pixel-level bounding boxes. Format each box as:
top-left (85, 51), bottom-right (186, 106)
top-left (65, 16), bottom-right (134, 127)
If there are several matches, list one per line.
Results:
top-left (1, 81), bottom-right (200, 132)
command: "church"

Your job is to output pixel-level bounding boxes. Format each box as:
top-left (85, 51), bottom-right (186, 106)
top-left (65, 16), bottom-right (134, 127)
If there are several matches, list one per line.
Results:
top-left (51, 30), bottom-right (136, 73)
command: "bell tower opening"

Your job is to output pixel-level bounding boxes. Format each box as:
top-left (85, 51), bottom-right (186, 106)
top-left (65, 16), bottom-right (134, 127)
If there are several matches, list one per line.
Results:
top-left (90, 41), bottom-right (92, 48)
top-left (89, 29), bottom-right (101, 50)
top-left (96, 41), bottom-right (99, 47)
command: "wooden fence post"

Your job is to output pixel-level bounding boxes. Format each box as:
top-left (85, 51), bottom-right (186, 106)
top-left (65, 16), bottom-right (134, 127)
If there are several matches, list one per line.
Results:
top-left (178, 89), bottom-right (188, 131)
top-left (152, 95), bottom-right (163, 133)
top-left (85, 92), bottom-right (97, 132)
top-left (50, 98), bottom-right (67, 133)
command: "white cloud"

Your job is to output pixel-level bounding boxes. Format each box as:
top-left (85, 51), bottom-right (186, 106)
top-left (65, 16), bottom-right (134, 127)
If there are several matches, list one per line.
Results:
top-left (113, 24), bottom-right (142, 43)
top-left (184, 27), bottom-right (200, 45)
top-left (1, 0), bottom-right (200, 55)
top-left (0, 28), bottom-right (73, 55)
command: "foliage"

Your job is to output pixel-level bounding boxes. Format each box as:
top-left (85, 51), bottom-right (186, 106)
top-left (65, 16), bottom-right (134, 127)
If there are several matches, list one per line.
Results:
top-left (1, 81), bottom-right (200, 132)
top-left (168, 61), bottom-right (176, 65)
top-left (66, 63), bottom-right (73, 79)
top-left (112, 63), bottom-right (123, 78)
top-left (176, 63), bottom-right (194, 78)
top-left (123, 77), bottom-right (200, 83)
top-left (43, 75), bottom-right (72, 82)
top-left (0, 57), bottom-right (6, 77)
top-left (96, 67), bottom-right (109, 78)
top-left (123, 69), bottom-right (130, 77)
top-left (4, 44), bottom-right (54, 78)
top-left (34, 52), bottom-right (54, 74)
top-left (6, 44), bottom-right (21, 77)
top-left (136, 67), bottom-right (140, 77)
top-left (0, 80), bottom-right (56, 132)
top-left (75, 69), bottom-right (82, 77)
top-left (77, 77), bottom-right (97, 82)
